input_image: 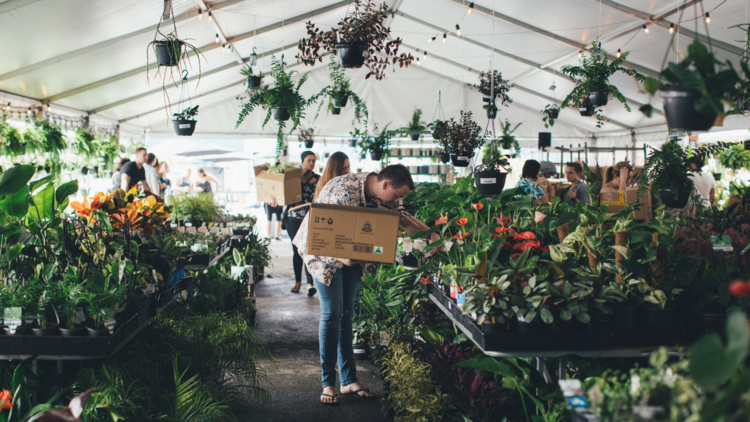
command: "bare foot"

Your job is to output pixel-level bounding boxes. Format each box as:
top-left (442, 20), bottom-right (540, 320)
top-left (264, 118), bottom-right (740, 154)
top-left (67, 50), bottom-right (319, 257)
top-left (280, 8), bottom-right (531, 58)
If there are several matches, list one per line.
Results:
top-left (341, 382), bottom-right (377, 398)
top-left (320, 386), bottom-right (338, 405)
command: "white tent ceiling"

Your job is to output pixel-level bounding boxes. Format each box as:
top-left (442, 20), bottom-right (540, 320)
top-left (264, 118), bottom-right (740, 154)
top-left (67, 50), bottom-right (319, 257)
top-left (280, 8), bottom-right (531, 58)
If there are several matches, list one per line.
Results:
top-left (1, 0), bottom-right (750, 143)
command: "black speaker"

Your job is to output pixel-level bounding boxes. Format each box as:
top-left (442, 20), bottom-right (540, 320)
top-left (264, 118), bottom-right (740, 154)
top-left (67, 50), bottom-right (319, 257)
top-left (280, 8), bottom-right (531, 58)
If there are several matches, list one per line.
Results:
top-left (538, 132), bottom-right (551, 150)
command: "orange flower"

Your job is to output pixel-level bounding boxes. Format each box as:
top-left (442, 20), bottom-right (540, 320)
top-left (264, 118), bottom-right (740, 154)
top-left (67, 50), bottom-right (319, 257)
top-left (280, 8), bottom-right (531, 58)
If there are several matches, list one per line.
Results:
top-left (0, 389), bottom-right (11, 409)
top-left (435, 214), bottom-right (449, 225)
top-left (456, 218), bottom-right (469, 226)
top-left (513, 231), bottom-right (536, 240)
top-left (453, 231), bottom-right (470, 240)
top-left (472, 203), bottom-right (484, 210)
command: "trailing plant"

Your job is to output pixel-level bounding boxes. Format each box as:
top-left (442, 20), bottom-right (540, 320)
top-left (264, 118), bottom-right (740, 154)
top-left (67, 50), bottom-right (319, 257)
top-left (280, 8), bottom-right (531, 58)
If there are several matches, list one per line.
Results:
top-left (172, 105), bottom-right (198, 121)
top-left (235, 56), bottom-right (313, 155)
top-left (541, 104), bottom-right (559, 128)
top-left (445, 111), bottom-right (484, 153)
top-left (240, 63), bottom-right (262, 90)
top-left (314, 56), bottom-right (367, 121)
top-left (399, 107), bottom-right (427, 137)
top-left (73, 128), bottom-right (97, 163)
top-left (475, 137), bottom-right (510, 174)
top-left (467, 70), bottom-right (512, 113)
top-left (0, 117), bottom-right (24, 157)
top-left (358, 124), bottom-right (390, 156)
top-left (296, 0), bottom-right (414, 80)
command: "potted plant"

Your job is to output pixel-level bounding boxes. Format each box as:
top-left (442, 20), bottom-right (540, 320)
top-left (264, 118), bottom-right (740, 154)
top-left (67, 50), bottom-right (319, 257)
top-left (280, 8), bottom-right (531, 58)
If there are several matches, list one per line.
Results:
top-left (235, 56), bottom-right (313, 154)
top-left (640, 39), bottom-right (741, 131)
top-left (445, 111), bottom-right (484, 167)
top-left (240, 64), bottom-right (262, 90)
top-left (168, 193), bottom-right (221, 227)
top-left (298, 127), bottom-right (316, 148)
top-left (314, 56), bottom-right (368, 120)
top-left (467, 70), bottom-right (512, 119)
top-left (296, 0), bottom-right (414, 80)
top-left (561, 39), bottom-right (644, 110)
top-left (429, 120), bottom-right (450, 163)
top-left (231, 247), bottom-right (252, 282)
top-left (359, 124), bottom-right (390, 161)
top-left (473, 141), bottom-right (510, 194)
top-left (400, 108), bottom-right (427, 141)
top-left (542, 104), bottom-right (560, 128)
top-left (496, 119), bottom-right (521, 156)
top-left (172, 105), bottom-right (198, 136)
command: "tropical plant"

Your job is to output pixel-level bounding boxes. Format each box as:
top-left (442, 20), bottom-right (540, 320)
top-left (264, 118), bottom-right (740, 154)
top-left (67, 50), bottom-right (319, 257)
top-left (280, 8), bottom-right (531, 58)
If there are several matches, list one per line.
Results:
top-left (240, 63), bottom-right (262, 91)
top-left (445, 111), bottom-right (484, 153)
top-left (561, 39), bottom-right (644, 114)
top-left (167, 193), bottom-right (220, 224)
top-left (475, 137), bottom-right (510, 174)
top-left (313, 56), bottom-right (367, 121)
top-left (467, 70), bottom-right (512, 112)
top-left (235, 56), bottom-right (312, 155)
top-left (296, 0), bottom-right (414, 80)
top-left (172, 105), bottom-right (199, 121)
top-left (358, 124), bottom-right (391, 157)
top-left (400, 107), bottom-right (427, 137)
top-left (717, 143), bottom-right (750, 171)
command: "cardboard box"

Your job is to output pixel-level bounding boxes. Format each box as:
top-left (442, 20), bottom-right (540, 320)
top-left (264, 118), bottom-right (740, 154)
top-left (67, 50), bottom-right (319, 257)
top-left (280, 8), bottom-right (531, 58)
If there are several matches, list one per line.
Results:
top-left (254, 165), bottom-right (302, 206)
top-left (305, 204), bottom-right (401, 264)
top-left (550, 182), bottom-right (571, 198)
top-left (599, 187), bottom-right (652, 220)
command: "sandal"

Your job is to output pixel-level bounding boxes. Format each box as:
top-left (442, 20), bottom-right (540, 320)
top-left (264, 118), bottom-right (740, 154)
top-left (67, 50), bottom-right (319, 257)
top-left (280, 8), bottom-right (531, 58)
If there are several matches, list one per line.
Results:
top-left (291, 281), bottom-right (301, 293)
top-left (307, 284), bottom-right (317, 297)
top-left (320, 393), bottom-right (338, 405)
top-left (341, 388), bottom-right (377, 399)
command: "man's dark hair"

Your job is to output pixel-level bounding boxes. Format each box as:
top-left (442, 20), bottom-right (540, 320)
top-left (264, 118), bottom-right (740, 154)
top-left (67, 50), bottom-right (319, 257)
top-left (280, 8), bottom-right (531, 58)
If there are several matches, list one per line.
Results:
top-left (521, 160), bottom-right (541, 179)
top-left (147, 153), bottom-right (157, 165)
top-left (566, 162), bottom-right (583, 175)
top-left (378, 164), bottom-right (415, 190)
top-left (689, 156), bottom-right (705, 168)
top-left (135, 147), bottom-right (147, 154)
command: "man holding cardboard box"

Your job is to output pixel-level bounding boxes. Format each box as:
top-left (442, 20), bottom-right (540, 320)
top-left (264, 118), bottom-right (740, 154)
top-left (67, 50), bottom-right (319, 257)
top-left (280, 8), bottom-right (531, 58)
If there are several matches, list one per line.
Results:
top-left (293, 164), bottom-right (439, 405)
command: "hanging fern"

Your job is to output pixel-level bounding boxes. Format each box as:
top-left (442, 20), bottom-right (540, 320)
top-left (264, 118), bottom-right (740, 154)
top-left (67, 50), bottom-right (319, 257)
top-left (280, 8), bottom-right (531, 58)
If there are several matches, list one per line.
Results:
top-left (0, 118), bottom-right (24, 157)
top-left (313, 56), bottom-right (368, 122)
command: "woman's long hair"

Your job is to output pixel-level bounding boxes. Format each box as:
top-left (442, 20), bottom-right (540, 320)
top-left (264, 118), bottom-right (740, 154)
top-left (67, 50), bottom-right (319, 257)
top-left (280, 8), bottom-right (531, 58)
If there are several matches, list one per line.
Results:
top-left (314, 152), bottom-right (349, 201)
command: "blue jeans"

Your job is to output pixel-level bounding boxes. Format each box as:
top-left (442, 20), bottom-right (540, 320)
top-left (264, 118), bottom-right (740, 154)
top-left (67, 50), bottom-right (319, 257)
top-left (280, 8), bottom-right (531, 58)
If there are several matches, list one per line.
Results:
top-left (313, 265), bottom-right (362, 388)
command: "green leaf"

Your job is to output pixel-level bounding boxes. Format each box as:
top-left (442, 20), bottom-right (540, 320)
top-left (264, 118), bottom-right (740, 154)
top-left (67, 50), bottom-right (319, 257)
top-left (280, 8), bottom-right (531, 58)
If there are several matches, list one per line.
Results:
top-left (642, 77), bottom-right (659, 95)
top-left (540, 307), bottom-right (553, 324)
top-left (25, 182), bottom-right (54, 221)
top-left (7, 244), bottom-right (22, 262)
top-left (0, 186), bottom-right (29, 218)
top-left (689, 309), bottom-right (750, 391)
top-left (55, 180), bottom-right (79, 207)
top-left (454, 356), bottom-right (515, 377)
top-left (548, 244), bottom-right (564, 262)
top-left (0, 165), bottom-right (34, 197)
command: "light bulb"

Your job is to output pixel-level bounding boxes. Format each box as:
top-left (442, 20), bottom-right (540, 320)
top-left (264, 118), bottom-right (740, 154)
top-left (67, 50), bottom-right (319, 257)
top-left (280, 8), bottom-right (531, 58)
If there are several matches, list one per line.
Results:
top-left (617, 49), bottom-right (622, 58)
top-left (442, 33), bottom-right (447, 44)
top-left (416, 57), bottom-right (421, 65)
top-left (46, 104), bottom-right (51, 112)
top-left (467, 2), bottom-right (474, 14)
top-left (456, 24), bottom-right (461, 36)
top-left (26, 107), bottom-right (31, 115)
top-left (578, 50), bottom-right (583, 57)
top-left (423, 51), bottom-right (427, 59)
top-left (222, 44), bottom-right (226, 52)
top-left (215, 33), bottom-right (219, 43)
top-left (198, 9), bottom-right (202, 19)
top-left (643, 24), bottom-right (649, 33)
top-left (428, 36), bottom-right (435, 42)
top-left (5, 102), bottom-right (9, 111)
top-left (669, 23), bottom-right (675, 33)
top-left (208, 11), bottom-right (213, 21)
top-left (705, 12), bottom-right (710, 23)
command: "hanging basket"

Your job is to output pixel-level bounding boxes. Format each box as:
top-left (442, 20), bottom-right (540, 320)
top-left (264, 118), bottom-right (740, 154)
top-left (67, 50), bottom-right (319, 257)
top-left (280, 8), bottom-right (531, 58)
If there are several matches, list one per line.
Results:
top-left (304, 140), bottom-right (314, 148)
top-left (545, 108), bottom-right (560, 119)
top-left (173, 120), bottom-right (197, 136)
top-left (155, 40), bottom-right (182, 67)
top-left (451, 151), bottom-right (471, 167)
top-left (578, 100), bottom-right (595, 117)
top-left (273, 107), bottom-right (290, 121)
top-left (660, 87), bottom-right (716, 131)
top-left (410, 133), bottom-right (420, 141)
top-left (370, 151), bottom-right (383, 161)
top-left (331, 107), bottom-right (341, 115)
top-left (247, 76), bottom-right (262, 89)
top-left (349, 139), bottom-right (357, 147)
top-left (474, 171), bottom-right (507, 195)
top-left (335, 42), bottom-right (367, 68)
top-left (440, 153), bottom-right (450, 163)
top-left (588, 90), bottom-right (609, 107)
top-left (658, 186), bottom-right (692, 209)
top-left (334, 94), bottom-right (349, 108)
top-left (486, 108), bottom-right (498, 119)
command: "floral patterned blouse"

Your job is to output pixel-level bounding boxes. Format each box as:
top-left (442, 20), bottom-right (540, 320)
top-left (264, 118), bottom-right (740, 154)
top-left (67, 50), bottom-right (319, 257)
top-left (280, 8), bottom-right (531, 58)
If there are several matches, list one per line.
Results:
top-left (516, 177), bottom-right (546, 200)
top-left (292, 172), bottom-right (410, 286)
top-left (287, 172), bottom-right (319, 219)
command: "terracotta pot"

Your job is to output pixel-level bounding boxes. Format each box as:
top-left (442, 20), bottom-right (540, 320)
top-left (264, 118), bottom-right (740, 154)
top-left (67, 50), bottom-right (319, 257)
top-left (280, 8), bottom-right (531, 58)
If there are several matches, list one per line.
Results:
top-left (557, 222), bottom-right (573, 243)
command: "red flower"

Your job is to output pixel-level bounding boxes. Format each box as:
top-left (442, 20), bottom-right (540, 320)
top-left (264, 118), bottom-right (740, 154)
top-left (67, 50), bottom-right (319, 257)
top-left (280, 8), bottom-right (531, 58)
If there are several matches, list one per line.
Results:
top-left (514, 231), bottom-right (536, 240)
top-left (512, 242), bottom-right (524, 251)
top-left (510, 253), bottom-right (522, 259)
top-left (456, 218), bottom-right (469, 226)
top-left (453, 231), bottom-right (471, 240)
top-left (495, 227), bottom-right (513, 234)
top-left (472, 203), bottom-right (484, 210)
top-left (541, 246), bottom-right (550, 252)
top-left (0, 389), bottom-right (11, 410)
top-left (729, 280), bottom-right (750, 297)
top-left (494, 214), bottom-right (510, 226)
top-left (435, 214), bottom-right (448, 225)
top-left (490, 234), bottom-right (502, 238)
top-left (520, 240), bottom-right (541, 251)
top-left (503, 242), bottom-right (512, 248)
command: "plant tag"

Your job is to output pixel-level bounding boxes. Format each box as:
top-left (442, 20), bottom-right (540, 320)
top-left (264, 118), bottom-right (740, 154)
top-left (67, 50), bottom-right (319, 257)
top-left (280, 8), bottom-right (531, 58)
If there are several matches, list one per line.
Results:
top-left (5, 307), bottom-right (21, 333)
top-left (402, 239), bottom-right (413, 253)
top-left (480, 178), bottom-right (497, 184)
top-left (178, 124), bottom-right (191, 129)
top-left (445, 241), bottom-right (453, 251)
top-left (457, 156), bottom-right (469, 161)
top-left (559, 379), bottom-right (589, 408)
top-left (103, 309), bottom-right (116, 334)
top-left (185, 222), bottom-right (193, 227)
top-left (23, 315), bottom-right (37, 325)
top-left (379, 331), bottom-right (390, 346)
top-left (75, 308), bottom-right (85, 324)
top-left (414, 239), bottom-right (427, 251)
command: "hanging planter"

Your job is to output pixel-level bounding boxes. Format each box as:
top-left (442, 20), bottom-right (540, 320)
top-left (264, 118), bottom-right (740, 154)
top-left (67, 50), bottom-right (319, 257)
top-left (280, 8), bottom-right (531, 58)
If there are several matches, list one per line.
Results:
top-left (486, 106), bottom-right (498, 119)
top-left (349, 139), bottom-right (357, 147)
top-left (660, 87), bottom-right (716, 132)
top-left (440, 152), bottom-right (450, 163)
top-left (588, 90), bottom-right (609, 106)
top-left (273, 107), bottom-right (290, 121)
top-left (370, 151), bottom-right (383, 161)
top-left (451, 151), bottom-right (471, 167)
top-left (474, 133), bottom-right (512, 194)
top-left (335, 42), bottom-right (367, 68)
top-left (467, 70), bottom-right (512, 116)
top-left (333, 93), bottom-right (350, 108)
top-left (545, 107), bottom-right (560, 119)
top-left (578, 99), bottom-right (595, 117)
top-left (473, 171), bottom-right (508, 194)
top-left (304, 141), bottom-right (314, 148)
top-left (154, 39), bottom-right (182, 67)
top-left (313, 56), bottom-right (368, 122)
top-left (400, 107), bottom-right (426, 142)
top-left (240, 62), bottom-right (263, 90)
top-left (171, 72), bottom-right (199, 137)
top-left (359, 124), bottom-right (390, 162)
top-left (299, 127), bottom-right (316, 149)
top-left (658, 186), bottom-right (692, 209)
top-left (332, 107), bottom-right (341, 115)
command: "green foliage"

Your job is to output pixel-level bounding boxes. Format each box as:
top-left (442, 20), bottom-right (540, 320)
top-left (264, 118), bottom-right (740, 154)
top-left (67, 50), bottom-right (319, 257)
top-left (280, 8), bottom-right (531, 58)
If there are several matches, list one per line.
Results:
top-left (358, 124), bottom-right (391, 156)
top-left (717, 143), bottom-right (750, 171)
top-left (400, 107), bottom-right (427, 134)
top-left (466, 70), bottom-right (513, 110)
top-left (313, 56), bottom-right (368, 122)
top-left (445, 111), bottom-right (484, 153)
top-left (689, 308), bottom-right (749, 391)
top-left (172, 105), bottom-right (199, 121)
top-left (167, 193), bottom-right (220, 223)
top-left (541, 104), bottom-right (559, 129)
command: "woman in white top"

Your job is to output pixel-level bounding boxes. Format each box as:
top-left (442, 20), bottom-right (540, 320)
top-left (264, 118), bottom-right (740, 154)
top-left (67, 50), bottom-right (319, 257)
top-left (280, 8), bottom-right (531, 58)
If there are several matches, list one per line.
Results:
top-left (144, 153), bottom-right (161, 196)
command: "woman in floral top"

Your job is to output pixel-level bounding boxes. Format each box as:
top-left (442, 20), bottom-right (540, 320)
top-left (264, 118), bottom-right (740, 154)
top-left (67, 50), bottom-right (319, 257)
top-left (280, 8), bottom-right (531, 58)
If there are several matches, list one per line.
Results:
top-left (286, 151), bottom-right (320, 295)
top-left (293, 164), bottom-right (440, 405)
top-left (516, 160), bottom-right (549, 201)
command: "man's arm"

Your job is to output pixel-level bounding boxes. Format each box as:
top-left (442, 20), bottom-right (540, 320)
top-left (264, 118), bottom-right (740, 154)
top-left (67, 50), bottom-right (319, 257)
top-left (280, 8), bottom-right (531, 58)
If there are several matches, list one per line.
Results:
top-left (142, 178), bottom-right (152, 192)
top-left (400, 215), bottom-right (441, 245)
top-left (120, 173), bottom-right (131, 191)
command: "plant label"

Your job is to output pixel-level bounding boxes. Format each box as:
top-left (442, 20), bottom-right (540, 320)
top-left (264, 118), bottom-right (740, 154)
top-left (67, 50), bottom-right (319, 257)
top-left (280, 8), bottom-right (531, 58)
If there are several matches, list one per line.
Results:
top-left (4, 307), bottom-right (21, 333)
top-left (75, 308), bottom-right (85, 324)
top-left (480, 178), bottom-right (497, 184)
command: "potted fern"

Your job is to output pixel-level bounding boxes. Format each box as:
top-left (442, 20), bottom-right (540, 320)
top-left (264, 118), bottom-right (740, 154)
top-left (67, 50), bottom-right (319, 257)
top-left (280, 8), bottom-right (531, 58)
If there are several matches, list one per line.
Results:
top-left (445, 111), bottom-right (484, 167)
top-left (314, 56), bottom-right (368, 120)
top-left (497, 119), bottom-right (521, 156)
top-left (235, 56), bottom-right (312, 155)
top-left (400, 108), bottom-right (427, 141)
top-left (561, 39), bottom-right (644, 110)
top-left (172, 105), bottom-right (198, 136)
top-left (296, 0), bottom-right (414, 80)
top-left (467, 70), bottom-right (512, 119)
top-left (359, 124), bottom-right (390, 161)
top-left (240, 64), bottom-right (262, 90)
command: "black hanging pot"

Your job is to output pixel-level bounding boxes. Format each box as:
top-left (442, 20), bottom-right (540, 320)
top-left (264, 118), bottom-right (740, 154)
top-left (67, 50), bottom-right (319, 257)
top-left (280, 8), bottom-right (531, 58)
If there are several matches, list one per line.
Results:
top-left (349, 139), bottom-right (358, 147)
top-left (440, 153), bottom-right (450, 163)
top-left (247, 75), bottom-right (262, 89)
top-left (474, 171), bottom-right (507, 195)
top-left (660, 87), bottom-right (716, 131)
top-left (713, 172), bottom-right (722, 181)
top-left (451, 151), bottom-right (471, 167)
top-left (155, 39), bottom-right (182, 67)
top-left (81, 166), bottom-right (89, 175)
top-left (331, 107), bottom-right (341, 115)
top-left (335, 42), bottom-right (367, 68)
top-left (588, 90), bottom-right (609, 107)
top-left (360, 152), bottom-right (366, 160)
top-left (545, 108), bottom-right (560, 119)
top-left (431, 131), bottom-right (440, 140)
top-left (370, 151), bottom-right (383, 161)
top-left (334, 94), bottom-right (349, 108)
top-left (173, 120), bottom-right (197, 136)
top-left (273, 107), bottom-right (290, 121)
top-left (658, 186), bottom-right (692, 209)
top-left (281, 149), bottom-right (288, 157)
top-left (304, 140), bottom-right (314, 148)
top-left (410, 133), bottom-right (420, 141)
top-left (486, 108), bottom-right (498, 119)
top-left (579, 100), bottom-right (595, 117)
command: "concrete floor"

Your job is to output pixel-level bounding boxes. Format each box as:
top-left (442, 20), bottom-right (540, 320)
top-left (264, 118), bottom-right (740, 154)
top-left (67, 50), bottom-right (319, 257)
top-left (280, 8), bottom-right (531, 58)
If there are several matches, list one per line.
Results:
top-left (253, 236), bottom-right (389, 422)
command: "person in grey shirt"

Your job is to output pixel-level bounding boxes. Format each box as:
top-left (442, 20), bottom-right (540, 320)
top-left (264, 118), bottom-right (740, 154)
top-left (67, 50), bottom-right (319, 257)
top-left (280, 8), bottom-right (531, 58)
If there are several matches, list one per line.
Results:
top-left (563, 162), bottom-right (591, 206)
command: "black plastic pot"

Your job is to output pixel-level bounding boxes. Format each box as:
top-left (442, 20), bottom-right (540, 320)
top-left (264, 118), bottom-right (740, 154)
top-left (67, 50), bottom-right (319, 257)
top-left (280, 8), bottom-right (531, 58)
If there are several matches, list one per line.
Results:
top-left (588, 90), bottom-right (609, 107)
top-left (4, 326), bottom-right (32, 335)
top-left (353, 343), bottom-right (371, 360)
top-left (552, 320), bottom-right (588, 332)
top-left (32, 326), bottom-right (59, 336)
top-left (155, 39), bottom-right (182, 66)
top-left (273, 107), bottom-right (290, 121)
top-left (440, 153), bottom-right (450, 163)
top-left (713, 172), bottom-right (722, 181)
top-left (349, 139), bottom-right (357, 147)
top-left (247, 75), bottom-right (262, 89)
top-left (81, 166), bottom-right (89, 175)
top-left (640, 306), bottom-right (675, 328)
top-left (545, 108), bottom-right (560, 119)
top-left (281, 149), bottom-right (288, 157)
top-left (697, 312), bottom-right (724, 330)
top-left (304, 140), bottom-right (314, 148)
top-left (335, 42), bottom-right (367, 68)
top-left (661, 87), bottom-right (716, 131)
top-left (410, 133), bottom-right (420, 141)
top-left (401, 253), bottom-right (420, 268)
top-left (613, 307), bottom-right (637, 329)
top-left (579, 100), bottom-right (595, 117)
top-left (59, 326), bottom-right (88, 337)
top-left (474, 171), bottom-right (507, 195)
top-left (334, 94), bottom-right (349, 108)
top-left (370, 151), bottom-right (383, 161)
top-left (451, 152), bottom-right (471, 167)
top-left (87, 326), bottom-right (110, 337)
top-left (658, 186), bottom-right (692, 209)
top-left (486, 108), bottom-right (498, 119)
top-left (481, 322), bottom-right (507, 334)
top-left (173, 120), bottom-right (197, 136)
top-left (331, 107), bottom-right (341, 115)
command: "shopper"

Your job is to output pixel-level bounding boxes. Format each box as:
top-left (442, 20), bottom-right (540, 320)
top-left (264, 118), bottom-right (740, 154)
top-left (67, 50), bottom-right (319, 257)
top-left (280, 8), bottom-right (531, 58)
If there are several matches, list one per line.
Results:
top-left (144, 153), bottom-right (161, 196)
top-left (118, 148), bottom-right (151, 192)
top-left (563, 162), bottom-right (591, 206)
top-left (265, 200), bottom-right (282, 240)
top-left (109, 158), bottom-right (130, 192)
top-left (158, 161), bottom-right (171, 195)
top-left (516, 160), bottom-right (549, 201)
top-left (178, 169), bottom-right (192, 193)
top-left (292, 164), bottom-right (440, 405)
top-left (537, 161), bottom-right (556, 199)
top-left (195, 168), bottom-right (219, 193)
top-left (314, 152), bottom-right (351, 200)
top-left (601, 161), bottom-right (633, 194)
top-left (688, 156), bottom-right (715, 209)
top-left (286, 151), bottom-right (321, 295)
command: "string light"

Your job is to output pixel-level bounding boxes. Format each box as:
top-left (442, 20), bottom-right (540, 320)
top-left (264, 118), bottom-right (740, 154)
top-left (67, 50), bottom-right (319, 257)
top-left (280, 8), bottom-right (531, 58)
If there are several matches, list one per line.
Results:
top-left (198, 8), bottom-right (202, 19)
top-left (423, 51), bottom-right (427, 59)
top-left (215, 33), bottom-right (220, 43)
top-left (705, 12), bottom-right (710, 23)
top-left (26, 107), bottom-right (31, 115)
top-left (456, 24), bottom-right (461, 36)
top-left (208, 11), bottom-right (213, 21)
top-left (442, 33), bottom-right (447, 43)
top-left (669, 23), bottom-right (675, 33)
top-left (617, 48), bottom-right (622, 58)
top-left (5, 103), bottom-right (9, 111)
top-left (428, 36), bottom-right (435, 42)
top-left (578, 50), bottom-right (583, 57)
top-left (467, 2), bottom-right (474, 14)
top-left (222, 44), bottom-right (226, 52)
top-left (642, 24), bottom-right (649, 33)
top-left (416, 57), bottom-right (421, 65)
top-left (46, 104), bottom-right (51, 112)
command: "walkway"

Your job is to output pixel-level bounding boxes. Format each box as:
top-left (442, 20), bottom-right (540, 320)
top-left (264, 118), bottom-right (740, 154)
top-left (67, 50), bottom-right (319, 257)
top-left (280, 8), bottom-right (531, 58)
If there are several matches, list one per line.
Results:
top-left (254, 238), bottom-right (388, 422)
